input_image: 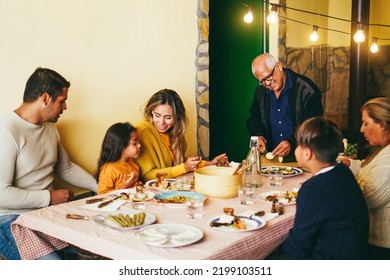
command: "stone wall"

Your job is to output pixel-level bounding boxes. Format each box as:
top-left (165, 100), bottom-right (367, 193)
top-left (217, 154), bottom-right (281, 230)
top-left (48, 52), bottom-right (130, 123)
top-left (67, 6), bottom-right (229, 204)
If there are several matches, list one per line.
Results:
top-left (196, 0), bottom-right (210, 159)
top-left (368, 45), bottom-right (390, 98)
top-left (284, 45), bottom-right (351, 129)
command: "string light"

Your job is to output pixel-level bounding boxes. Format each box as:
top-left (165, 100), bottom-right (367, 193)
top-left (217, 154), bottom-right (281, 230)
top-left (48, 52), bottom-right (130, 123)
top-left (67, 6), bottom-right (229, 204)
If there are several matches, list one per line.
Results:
top-left (243, 6), bottom-right (254, 24)
top-left (370, 37), bottom-right (379, 53)
top-left (353, 23), bottom-right (366, 44)
top-left (266, 4), bottom-right (279, 25)
top-left (309, 26), bottom-right (319, 42)
top-left (237, 1), bottom-right (390, 48)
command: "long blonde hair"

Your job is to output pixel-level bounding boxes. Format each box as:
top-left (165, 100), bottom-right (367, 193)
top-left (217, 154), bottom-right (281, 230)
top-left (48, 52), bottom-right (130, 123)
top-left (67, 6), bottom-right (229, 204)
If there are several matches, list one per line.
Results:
top-left (143, 89), bottom-right (188, 165)
top-left (361, 97), bottom-right (390, 167)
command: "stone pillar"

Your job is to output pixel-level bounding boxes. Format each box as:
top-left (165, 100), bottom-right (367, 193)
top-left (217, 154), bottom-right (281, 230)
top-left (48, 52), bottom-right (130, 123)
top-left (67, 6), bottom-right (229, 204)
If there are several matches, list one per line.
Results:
top-left (196, 0), bottom-right (210, 159)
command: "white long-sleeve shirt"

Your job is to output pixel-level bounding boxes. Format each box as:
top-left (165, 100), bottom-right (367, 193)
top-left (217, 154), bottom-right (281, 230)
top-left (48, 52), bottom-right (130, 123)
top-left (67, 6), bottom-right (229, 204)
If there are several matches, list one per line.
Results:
top-left (350, 145), bottom-right (390, 248)
top-left (0, 112), bottom-right (97, 215)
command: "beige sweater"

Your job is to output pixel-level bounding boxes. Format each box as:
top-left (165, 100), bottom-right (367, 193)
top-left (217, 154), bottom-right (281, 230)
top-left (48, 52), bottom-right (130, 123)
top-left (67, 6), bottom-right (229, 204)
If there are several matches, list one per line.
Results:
top-left (0, 112), bottom-right (97, 215)
top-left (350, 144), bottom-right (390, 248)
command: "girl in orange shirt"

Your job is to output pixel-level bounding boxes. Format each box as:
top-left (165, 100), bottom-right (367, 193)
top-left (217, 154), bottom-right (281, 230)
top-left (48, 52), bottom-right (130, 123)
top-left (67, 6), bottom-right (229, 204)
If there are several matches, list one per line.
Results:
top-left (95, 122), bottom-right (141, 194)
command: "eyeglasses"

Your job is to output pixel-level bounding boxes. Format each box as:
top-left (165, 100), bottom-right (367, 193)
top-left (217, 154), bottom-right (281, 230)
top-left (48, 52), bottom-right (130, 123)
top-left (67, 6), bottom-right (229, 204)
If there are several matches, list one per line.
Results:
top-left (258, 66), bottom-right (276, 86)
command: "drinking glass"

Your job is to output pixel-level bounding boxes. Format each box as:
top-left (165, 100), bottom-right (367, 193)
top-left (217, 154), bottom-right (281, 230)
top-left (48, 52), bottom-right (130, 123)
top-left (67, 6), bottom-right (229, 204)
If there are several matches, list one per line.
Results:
top-left (186, 198), bottom-right (204, 219)
top-left (132, 192), bottom-right (146, 210)
top-left (175, 177), bottom-right (192, 191)
top-left (269, 170), bottom-right (283, 186)
top-left (238, 184), bottom-right (255, 205)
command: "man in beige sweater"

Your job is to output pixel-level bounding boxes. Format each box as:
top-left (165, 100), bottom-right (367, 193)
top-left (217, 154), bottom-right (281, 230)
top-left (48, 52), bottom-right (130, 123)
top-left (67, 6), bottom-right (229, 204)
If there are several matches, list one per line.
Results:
top-left (0, 68), bottom-right (97, 260)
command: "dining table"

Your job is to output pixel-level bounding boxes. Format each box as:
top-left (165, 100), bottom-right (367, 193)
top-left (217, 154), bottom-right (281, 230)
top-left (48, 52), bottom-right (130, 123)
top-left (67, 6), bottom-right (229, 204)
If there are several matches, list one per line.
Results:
top-left (11, 158), bottom-right (311, 260)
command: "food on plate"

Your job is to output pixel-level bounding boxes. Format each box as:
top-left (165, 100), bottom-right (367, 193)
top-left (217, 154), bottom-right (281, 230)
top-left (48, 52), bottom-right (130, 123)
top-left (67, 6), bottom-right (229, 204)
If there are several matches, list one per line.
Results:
top-left (155, 173), bottom-right (168, 187)
top-left (117, 192), bottom-right (130, 200)
top-left (153, 173), bottom-right (179, 189)
top-left (265, 191), bottom-right (297, 203)
top-left (210, 208), bottom-right (247, 230)
top-left (216, 157), bottom-right (230, 167)
top-left (166, 195), bottom-right (186, 203)
top-left (107, 212), bottom-right (146, 227)
top-left (262, 166), bottom-right (295, 176)
top-left (232, 218), bottom-right (247, 230)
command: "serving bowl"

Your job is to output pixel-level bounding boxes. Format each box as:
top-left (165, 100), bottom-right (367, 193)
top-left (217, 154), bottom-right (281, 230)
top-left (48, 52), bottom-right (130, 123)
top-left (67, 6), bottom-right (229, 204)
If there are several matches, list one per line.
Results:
top-left (194, 166), bottom-right (242, 198)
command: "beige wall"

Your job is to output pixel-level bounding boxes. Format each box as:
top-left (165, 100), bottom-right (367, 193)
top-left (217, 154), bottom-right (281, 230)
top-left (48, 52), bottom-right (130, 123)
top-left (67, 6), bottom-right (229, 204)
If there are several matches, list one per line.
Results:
top-left (369, 0), bottom-right (390, 46)
top-left (286, 0), bottom-right (351, 48)
top-left (0, 0), bottom-right (198, 174)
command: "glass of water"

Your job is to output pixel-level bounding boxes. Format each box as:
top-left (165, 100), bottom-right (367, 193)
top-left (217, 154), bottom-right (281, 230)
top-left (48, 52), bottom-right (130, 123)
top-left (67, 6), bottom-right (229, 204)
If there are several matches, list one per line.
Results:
top-left (132, 192), bottom-right (146, 210)
top-left (238, 184), bottom-right (255, 205)
top-left (269, 170), bottom-right (283, 186)
top-left (186, 198), bottom-right (204, 219)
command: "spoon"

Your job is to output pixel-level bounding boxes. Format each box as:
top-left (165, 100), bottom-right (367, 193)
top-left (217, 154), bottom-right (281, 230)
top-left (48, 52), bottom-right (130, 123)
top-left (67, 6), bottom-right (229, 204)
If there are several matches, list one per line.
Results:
top-left (235, 162), bottom-right (256, 175)
top-left (231, 163), bottom-right (243, 175)
top-left (223, 207), bottom-right (247, 219)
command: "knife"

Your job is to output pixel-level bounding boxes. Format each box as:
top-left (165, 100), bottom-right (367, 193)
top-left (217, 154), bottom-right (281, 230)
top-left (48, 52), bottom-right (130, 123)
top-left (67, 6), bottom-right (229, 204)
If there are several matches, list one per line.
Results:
top-left (85, 197), bottom-right (105, 204)
top-left (66, 214), bottom-right (90, 220)
top-left (97, 195), bottom-right (121, 208)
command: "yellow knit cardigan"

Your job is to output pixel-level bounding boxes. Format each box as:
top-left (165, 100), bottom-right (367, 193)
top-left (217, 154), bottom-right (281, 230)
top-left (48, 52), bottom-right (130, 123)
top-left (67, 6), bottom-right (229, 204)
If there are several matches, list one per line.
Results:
top-left (135, 119), bottom-right (203, 182)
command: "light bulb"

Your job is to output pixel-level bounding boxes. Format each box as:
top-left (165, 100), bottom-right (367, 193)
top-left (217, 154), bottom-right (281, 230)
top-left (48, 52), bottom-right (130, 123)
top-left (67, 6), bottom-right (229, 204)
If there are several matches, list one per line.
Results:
top-left (370, 38), bottom-right (379, 53)
top-left (309, 26), bottom-right (319, 42)
top-left (244, 7), bottom-right (253, 24)
top-left (267, 4), bottom-right (279, 25)
top-left (353, 24), bottom-right (365, 43)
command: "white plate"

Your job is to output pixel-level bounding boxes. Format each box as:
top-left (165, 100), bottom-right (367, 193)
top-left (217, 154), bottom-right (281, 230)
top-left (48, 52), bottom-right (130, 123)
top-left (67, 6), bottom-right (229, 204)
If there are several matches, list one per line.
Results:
top-left (257, 190), bottom-right (298, 205)
top-left (145, 178), bottom-right (191, 192)
top-left (261, 166), bottom-right (303, 178)
top-left (209, 216), bottom-right (266, 232)
top-left (94, 209), bottom-right (156, 230)
top-left (154, 191), bottom-right (206, 208)
top-left (111, 189), bottom-right (154, 202)
top-left (135, 224), bottom-right (203, 247)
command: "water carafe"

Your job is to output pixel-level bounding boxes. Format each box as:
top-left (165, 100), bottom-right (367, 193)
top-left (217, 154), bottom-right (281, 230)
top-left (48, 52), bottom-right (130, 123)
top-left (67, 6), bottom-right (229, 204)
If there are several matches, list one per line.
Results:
top-left (243, 136), bottom-right (262, 188)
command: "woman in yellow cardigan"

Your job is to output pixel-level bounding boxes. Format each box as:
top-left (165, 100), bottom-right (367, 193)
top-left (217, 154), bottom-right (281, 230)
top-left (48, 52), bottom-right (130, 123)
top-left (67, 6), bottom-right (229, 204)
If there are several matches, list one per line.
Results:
top-left (135, 89), bottom-right (227, 182)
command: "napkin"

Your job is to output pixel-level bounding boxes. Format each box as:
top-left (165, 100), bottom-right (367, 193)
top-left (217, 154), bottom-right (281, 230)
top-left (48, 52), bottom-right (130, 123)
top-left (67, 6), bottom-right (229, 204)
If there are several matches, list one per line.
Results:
top-left (217, 215), bottom-right (235, 224)
top-left (82, 200), bottom-right (126, 212)
top-left (238, 210), bottom-right (279, 222)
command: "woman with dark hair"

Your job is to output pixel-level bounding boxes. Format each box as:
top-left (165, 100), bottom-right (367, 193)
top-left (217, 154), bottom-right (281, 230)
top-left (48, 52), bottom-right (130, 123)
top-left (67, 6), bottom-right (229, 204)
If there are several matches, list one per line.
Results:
top-left (341, 97), bottom-right (390, 259)
top-left (135, 89), bottom-right (227, 182)
top-left (95, 122), bottom-right (141, 194)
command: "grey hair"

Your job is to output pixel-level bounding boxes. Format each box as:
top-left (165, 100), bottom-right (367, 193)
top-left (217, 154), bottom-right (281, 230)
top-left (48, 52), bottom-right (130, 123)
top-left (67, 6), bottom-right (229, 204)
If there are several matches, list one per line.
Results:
top-left (251, 53), bottom-right (277, 74)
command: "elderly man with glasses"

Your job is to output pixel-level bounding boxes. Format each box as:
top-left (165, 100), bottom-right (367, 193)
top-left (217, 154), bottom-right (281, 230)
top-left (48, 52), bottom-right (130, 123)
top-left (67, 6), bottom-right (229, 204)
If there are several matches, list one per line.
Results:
top-left (246, 53), bottom-right (323, 160)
